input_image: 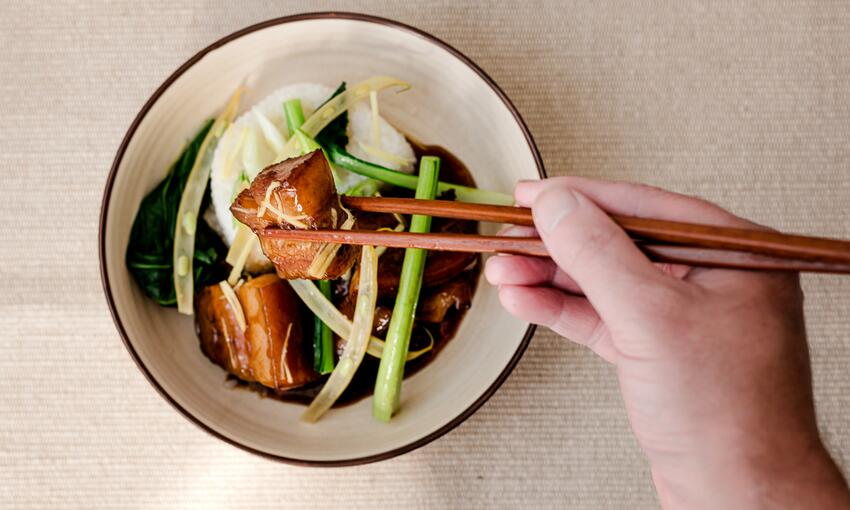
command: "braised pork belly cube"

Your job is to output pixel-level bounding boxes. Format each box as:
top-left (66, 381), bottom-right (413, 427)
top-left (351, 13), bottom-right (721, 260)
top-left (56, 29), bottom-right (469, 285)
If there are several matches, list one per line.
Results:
top-left (195, 274), bottom-right (318, 391)
top-left (230, 150), bottom-right (359, 280)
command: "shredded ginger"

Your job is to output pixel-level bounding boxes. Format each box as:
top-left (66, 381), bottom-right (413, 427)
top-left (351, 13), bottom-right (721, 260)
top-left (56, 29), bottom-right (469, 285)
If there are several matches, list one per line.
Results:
top-left (306, 207), bottom-right (355, 278)
top-left (218, 280), bottom-right (247, 332)
top-left (226, 225), bottom-right (258, 285)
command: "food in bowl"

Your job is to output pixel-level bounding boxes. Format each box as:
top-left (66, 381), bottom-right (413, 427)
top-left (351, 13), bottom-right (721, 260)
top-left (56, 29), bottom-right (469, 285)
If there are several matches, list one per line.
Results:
top-left (125, 76), bottom-right (514, 422)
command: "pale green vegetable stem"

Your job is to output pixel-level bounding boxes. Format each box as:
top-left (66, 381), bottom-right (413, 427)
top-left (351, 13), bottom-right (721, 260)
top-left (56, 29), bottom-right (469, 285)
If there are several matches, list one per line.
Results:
top-left (372, 156), bottom-right (440, 422)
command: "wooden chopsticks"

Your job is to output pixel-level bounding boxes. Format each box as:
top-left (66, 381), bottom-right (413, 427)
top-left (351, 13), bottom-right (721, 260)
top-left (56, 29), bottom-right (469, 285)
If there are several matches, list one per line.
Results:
top-left (342, 196), bottom-right (536, 227)
top-left (258, 196), bottom-right (850, 274)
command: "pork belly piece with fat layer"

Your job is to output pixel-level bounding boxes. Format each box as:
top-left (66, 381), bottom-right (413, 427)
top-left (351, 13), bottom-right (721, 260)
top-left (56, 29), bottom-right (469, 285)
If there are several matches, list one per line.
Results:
top-left (195, 274), bottom-right (318, 390)
top-left (230, 150), bottom-right (359, 280)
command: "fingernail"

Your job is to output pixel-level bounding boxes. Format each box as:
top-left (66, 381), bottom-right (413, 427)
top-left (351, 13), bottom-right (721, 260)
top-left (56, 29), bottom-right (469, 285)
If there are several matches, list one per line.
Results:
top-left (514, 182), bottom-right (528, 202)
top-left (499, 225), bottom-right (537, 237)
top-left (535, 188), bottom-right (579, 234)
top-left (483, 256), bottom-right (500, 284)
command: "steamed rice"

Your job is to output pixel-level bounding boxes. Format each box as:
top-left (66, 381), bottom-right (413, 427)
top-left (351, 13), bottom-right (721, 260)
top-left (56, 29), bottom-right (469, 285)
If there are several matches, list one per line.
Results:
top-left (208, 82), bottom-right (416, 273)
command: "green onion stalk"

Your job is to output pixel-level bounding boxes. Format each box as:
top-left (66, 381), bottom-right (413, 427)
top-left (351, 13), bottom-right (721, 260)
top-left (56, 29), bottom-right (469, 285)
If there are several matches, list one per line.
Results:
top-left (372, 156), bottom-right (440, 422)
top-left (314, 279), bottom-right (335, 374)
top-left (327, 144), bottom-right (513, 205)
top-left (285, 98), bottom-right (335, 375)
top-left (283, 98), bottom-right (305, 134)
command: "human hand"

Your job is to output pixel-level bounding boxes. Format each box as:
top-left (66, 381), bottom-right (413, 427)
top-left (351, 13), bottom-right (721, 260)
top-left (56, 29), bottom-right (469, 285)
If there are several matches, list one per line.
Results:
top-left (485, 177), bottom-right (850, 509)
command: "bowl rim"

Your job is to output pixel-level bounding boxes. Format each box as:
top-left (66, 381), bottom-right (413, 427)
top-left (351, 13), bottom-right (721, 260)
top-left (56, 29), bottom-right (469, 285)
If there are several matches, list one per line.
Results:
top-left (99, 11), bottom-right (546, 466)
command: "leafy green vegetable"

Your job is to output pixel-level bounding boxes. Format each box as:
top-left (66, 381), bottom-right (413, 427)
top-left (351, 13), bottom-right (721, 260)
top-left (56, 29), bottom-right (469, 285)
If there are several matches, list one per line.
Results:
top-left (125, 120), bottom-right (226, 306)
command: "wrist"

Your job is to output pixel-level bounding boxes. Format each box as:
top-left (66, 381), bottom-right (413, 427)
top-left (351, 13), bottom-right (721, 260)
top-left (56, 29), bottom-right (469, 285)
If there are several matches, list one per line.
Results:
top-left (651, 438), bottom-right (850, 509)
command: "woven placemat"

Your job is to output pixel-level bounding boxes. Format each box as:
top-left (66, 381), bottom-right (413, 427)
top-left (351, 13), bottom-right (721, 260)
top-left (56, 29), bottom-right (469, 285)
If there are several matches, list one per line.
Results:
top-left (2, 2), bottom-right (849, 508)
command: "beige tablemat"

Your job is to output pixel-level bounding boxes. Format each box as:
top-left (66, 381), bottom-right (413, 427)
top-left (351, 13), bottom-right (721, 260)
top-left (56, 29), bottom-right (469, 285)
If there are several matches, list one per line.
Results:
top-left (2, 1), bottom-right (849, 508)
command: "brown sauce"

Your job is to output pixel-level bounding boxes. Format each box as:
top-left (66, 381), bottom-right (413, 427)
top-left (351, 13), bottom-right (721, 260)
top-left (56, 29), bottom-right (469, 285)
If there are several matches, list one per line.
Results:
top-left (224, 141), bottom-right (481, 407)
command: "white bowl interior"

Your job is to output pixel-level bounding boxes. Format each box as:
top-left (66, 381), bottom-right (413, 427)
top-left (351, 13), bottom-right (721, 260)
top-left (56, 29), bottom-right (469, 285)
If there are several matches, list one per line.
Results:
top-left (103, 16), bottom-right (541, 462)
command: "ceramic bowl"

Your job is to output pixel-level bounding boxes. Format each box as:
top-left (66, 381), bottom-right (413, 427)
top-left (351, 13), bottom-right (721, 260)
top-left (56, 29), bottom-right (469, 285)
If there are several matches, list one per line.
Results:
top-left (100, 12), bottom-right (544, 465)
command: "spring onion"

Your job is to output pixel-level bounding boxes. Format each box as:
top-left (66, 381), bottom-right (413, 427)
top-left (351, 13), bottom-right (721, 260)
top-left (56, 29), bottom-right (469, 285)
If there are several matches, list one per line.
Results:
top-left (372, 156), bottom-right (440, 422)
top-left (313, 280), bottom-right (336, 374)
top-left (173, 88), bottom-right (243, 314)
top-left (327, 145), bottom-right (513, 206)
top-left (284, 99), bottom-right (328, 160)
top-left (283, 98), bottom-right (305, 134)
top-left (302, 246), bottom-right (379, 422)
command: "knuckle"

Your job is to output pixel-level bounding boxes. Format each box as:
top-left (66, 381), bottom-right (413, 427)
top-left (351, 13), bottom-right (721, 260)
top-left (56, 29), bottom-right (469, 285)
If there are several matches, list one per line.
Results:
top-left (631, 184), bottom-right (672, 217)
top-left (543, 176), bottom-right (574, 192)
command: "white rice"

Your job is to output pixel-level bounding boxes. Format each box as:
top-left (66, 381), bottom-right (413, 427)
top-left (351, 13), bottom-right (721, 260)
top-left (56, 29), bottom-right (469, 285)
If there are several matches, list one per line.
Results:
top-left (207, 82), bottom-right (416, 273)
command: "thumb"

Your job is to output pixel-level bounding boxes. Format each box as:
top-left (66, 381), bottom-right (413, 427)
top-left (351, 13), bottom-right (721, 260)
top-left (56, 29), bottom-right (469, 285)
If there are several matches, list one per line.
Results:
top-left (532, 185), bottom-right (669, 321)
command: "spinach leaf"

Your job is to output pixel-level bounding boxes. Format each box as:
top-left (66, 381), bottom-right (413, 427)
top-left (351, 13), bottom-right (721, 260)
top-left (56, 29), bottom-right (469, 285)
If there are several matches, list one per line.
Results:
top-left (125, 120), bottom-right (226, 306)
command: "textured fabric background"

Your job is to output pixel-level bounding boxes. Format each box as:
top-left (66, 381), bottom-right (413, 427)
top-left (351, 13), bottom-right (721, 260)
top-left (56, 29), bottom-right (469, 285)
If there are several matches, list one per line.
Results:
top-left (2, 1), bottom-right (850, 508)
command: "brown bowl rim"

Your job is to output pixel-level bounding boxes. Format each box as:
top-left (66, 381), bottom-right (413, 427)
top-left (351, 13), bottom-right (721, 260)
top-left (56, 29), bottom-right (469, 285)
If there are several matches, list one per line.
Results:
top-left (99, 11), bottom-right (546, 467)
